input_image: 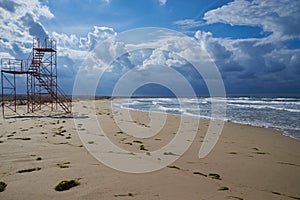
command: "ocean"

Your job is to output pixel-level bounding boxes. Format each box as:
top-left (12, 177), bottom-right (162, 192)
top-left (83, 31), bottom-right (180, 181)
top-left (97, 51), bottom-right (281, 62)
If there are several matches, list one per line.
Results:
top-left (113, 97), bottom-right (300, 139)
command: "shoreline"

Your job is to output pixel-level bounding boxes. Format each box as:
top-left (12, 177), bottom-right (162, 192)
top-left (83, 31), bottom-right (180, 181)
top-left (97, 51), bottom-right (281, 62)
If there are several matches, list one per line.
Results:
top-left (0, 99), bottom-right (299, 199)
top-left (112, 98), bottom-right (300, 140)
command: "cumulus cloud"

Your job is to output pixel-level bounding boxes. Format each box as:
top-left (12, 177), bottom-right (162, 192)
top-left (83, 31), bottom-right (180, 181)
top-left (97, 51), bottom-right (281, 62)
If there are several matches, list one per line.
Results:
top-left (0, 1), bottom-right (120, 93)
top-left (87, 28), bottom-right (225, 96)
top-left (183, 0), bottom-right (300, 94)
top-left (204, 0), bottom-right (300, 42)
top-left (1, 0), bottom-right (299, 96)
top-left (51, 26), bottom-right (117, 61)
top-left (135, 49), bottom-right (188, 71)
top-left (195, 29), bottom-right (289, 80)
top-left (0, 0), bottom-right (54, 57)
top-left (194, 30), bottom-right (232, 62)
top-left (49, 26), bottom-right (124, 95)
top-left (52, 32), bottom-right (79, 49)
top-left (80, 26), bottom-right (117, 50)
top-left (137, 49), bottom-right (166, 70)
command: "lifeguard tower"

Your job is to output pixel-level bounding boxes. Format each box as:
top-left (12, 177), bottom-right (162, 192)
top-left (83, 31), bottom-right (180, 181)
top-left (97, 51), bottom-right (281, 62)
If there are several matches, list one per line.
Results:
top-left (1, 38), bottom-right (72, 117)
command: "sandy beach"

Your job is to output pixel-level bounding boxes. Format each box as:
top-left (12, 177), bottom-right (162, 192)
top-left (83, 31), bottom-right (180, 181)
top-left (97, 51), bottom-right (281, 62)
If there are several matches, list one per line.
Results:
top-left (0, 99), bottom-right (299, 200)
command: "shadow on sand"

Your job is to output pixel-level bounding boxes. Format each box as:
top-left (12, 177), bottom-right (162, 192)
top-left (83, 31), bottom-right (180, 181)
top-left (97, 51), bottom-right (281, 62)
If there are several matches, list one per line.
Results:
top-left (3, 113), bottom-right (88, 119)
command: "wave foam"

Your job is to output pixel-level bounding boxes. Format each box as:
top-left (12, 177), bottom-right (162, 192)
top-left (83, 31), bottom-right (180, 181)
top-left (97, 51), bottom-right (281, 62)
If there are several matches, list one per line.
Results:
top-left (113, 97), bottom-right (300, 140)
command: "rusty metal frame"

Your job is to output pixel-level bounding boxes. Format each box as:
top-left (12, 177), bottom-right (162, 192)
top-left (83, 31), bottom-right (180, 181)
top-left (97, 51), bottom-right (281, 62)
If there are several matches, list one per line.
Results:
top-left (1, 38), bottom-right (71, 118)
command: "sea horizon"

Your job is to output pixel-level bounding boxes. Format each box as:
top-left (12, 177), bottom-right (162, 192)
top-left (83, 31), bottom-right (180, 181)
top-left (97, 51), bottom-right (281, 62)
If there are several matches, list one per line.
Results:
top-left (113, 96), bottom-right (300, 140)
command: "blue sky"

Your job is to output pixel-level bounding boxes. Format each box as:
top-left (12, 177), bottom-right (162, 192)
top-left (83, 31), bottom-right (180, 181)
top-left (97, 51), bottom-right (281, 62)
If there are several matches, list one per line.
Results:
top-left (0, 0), bottom-right (300, 96)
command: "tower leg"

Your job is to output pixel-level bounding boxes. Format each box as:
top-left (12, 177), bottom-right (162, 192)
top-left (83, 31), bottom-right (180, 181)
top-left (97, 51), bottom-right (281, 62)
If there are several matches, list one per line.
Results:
top-left (1, 71), bottom-right (4, 118)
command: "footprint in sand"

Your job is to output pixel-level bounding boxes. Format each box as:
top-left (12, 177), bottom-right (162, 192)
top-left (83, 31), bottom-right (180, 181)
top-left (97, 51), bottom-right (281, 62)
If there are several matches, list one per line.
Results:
top-left (208, 173), bottom-right (222, 180)
top-left (36, 157), bottom-right (42, 161)
top-left (114, 193), bottom-right (134, 197)
top-left (167, 165), bottom-right (181, 170)
top-left (56, 162), bottom-right (71, 168)
top-left (133, 140), bottom-right (143, 144)
top-left (116, 131), bottom-right (124, 134)
top-left (272, 191), bottom-right (300, 200)
top-left (277, 162), bottom-right (300, 168)
top-left (140, 145), bottom-right (148, 151)
top-left (251, 147), bottom-right (270, 155)
top-left (163, 152), bottom-right (179, 156)
top-left (218, 186), bottom-right (229, 191)
top-left (227, 196), bottom-right (243, 200)
top-left (17, 167), bottom-right (41, 173)
top-left (9, 137), bottom-right (31, 141)
top-left (193, 171), bottom-right (207, 177)
top-left (0, 181), bottom-right (7, 192)
top-left (54, 179), bottom-right (80, 191)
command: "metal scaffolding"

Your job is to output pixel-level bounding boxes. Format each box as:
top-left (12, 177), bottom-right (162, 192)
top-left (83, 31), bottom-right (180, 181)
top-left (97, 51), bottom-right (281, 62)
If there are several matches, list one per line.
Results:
top-left (1, 38), bottom-right (72, 117)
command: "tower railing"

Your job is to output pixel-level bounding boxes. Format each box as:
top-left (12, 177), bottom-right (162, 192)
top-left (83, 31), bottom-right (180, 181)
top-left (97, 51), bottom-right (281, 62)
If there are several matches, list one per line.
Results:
top-left (1, 38), bottom-right (72, 117)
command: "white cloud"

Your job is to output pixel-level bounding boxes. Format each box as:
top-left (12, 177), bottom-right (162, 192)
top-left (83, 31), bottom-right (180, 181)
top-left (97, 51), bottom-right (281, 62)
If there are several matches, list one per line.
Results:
top-left (84, 26), bottom-right (117, 50)
top-left (0, 0), bottom-right (54, 57)
top-left (138, 49), bottom-right (166, 70)
top-left (1, 0), bottom-right (299, 95)
top-left (204, 0), bottom-right (300, 42)
top-left (173, 19), bottom-right (203, 29)
top-left (52, 32), bottom-right (79, 49)
top-left (194, 28), bottom-right (300, 89)
top-left (134, 48), bottom-right (188, 71)
top-left (0, 52), bottom-right (14, 59)
top-left (158, 0), bottom-right (167, 6)
top-left (51, 26), bottom-right (117, 61)
top-left (190, 0), bottom-right (300, 92)
top-left (166, 52), bottom-right (188, 68)
top-left (56, 47), bottom-right (87, 61)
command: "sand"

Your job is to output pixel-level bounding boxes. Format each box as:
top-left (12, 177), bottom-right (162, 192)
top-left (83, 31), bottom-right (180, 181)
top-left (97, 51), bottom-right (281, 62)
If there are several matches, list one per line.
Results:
top-left (0, 99), bottom-right (299, 200)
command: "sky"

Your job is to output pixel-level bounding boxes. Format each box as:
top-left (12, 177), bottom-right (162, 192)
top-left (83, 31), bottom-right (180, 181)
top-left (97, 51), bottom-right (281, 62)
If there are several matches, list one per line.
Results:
top-left (0, 0), bottom-right (300, 97)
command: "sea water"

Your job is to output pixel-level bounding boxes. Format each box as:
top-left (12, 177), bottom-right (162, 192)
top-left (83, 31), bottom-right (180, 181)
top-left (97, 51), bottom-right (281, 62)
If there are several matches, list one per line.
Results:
top-left (113, 97), bottom-right (300, 139)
